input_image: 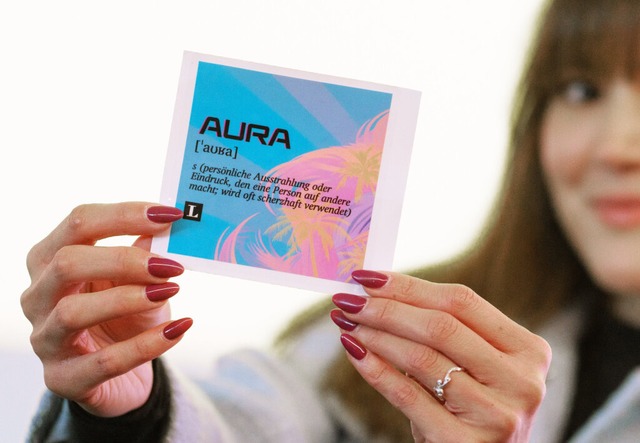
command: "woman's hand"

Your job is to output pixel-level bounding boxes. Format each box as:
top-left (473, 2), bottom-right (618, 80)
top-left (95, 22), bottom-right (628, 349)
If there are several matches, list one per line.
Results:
top-left (331, 270), bottom-right (551, 443)
top-left (21, 202), bottom-right (192, 417)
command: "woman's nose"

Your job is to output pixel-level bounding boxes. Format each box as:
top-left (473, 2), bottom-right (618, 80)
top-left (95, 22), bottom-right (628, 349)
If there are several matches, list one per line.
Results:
top-left (596, 81), bottom-right (640, 170)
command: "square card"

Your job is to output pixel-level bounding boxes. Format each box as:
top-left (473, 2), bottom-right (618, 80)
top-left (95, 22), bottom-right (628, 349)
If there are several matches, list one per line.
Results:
top-left (152, 51), bottom-right (421, 294)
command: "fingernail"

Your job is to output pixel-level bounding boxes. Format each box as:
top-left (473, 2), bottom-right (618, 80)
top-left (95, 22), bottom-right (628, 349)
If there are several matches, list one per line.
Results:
top-left (163, 318), bottom-right (193, 340)
top-left (340, 334), bottom-right (367, 360)
top-left (147, 206), bottom-right (183, 223)
top-left (351, 270), bottom-right (388, 289)
top-left (330, 309), bottom-right (358, 331)
top-left (146, 282), bottom-right (180, 302)
top-left (148, 257), bottom-right (184, 278)
top-left (332, 293), bottom-right (367, 314)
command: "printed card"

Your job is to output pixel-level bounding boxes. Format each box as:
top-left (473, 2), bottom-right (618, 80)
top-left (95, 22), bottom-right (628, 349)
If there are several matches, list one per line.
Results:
top-left (152, 51), bottom-right (421, 294)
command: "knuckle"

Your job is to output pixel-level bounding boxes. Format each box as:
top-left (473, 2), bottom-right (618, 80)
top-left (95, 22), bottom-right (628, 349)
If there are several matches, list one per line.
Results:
top-left (405, 345), bottom-right (439, 375)
top-left (360, 353), bottom-right (428, 412)
top-left (20, 287), bottom-right (35, 320)
top-left (358, 328), bottom-right (384, 354)
top-left (52, 297), bottom-right (80, 332)
top-left (110, 202), bottom-right (139, 228)
top-left (66, 204), bottom-right (93, 235)
top-left (397, 275), bottom-right (420, 300)
top-left (389, 381), bottom-right (421, 410)
top-left (112, 246), bottom-right (134, 272)
top-left (26, 243), bottom-right (45, 276)
top-left (29, 328), bottom-right (46, 355)
top-left (373, 299), bottom-right (397, 324)
top-left (366, 359), bottom-right (392, 389)
top-left (512, 366), bottom-right (548, 410)
top-left (445, 284), bottom-right (482, 313)
top-left (524, 378), bottom-right (547, 410)
top-left (500, 410), bottom-right (522, 437)
top-left (518, 331), bottom-right (553, 372)
top-left (424, 311), bottom-right (459, 343)
top-left (531, 334), bottom-right (553, 368)
top-left (133, 337), bottom-right (155, 362)
top-left (112, 247), bottom-right (139, 275)
top-left (483, 402), bottom-right (522, 438)
top-left (534, 382), bottom-right (548, 410)
top-left (49, 247), bottom-right (77, 281)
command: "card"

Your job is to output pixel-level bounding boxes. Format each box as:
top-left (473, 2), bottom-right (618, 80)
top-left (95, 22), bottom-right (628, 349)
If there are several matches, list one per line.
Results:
top-left (152, 51), bottom-right (421, 294)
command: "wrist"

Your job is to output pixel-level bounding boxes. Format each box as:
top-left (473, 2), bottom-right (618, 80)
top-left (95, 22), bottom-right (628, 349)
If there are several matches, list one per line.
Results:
top-left (67, 359), bottom-right (171, 441)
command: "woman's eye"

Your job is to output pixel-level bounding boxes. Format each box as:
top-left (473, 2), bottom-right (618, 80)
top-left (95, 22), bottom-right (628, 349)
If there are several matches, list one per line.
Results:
top-left (560, 80), bottom-right (601, 104)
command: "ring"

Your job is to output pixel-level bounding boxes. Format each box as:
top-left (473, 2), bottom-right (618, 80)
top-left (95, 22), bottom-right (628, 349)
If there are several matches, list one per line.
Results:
top-left (433, 366), bottom-right (464, 402)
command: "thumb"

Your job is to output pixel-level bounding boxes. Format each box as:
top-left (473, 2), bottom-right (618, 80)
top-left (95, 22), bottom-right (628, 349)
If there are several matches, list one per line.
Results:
top-left (132, 235), bottom-right (153, 251)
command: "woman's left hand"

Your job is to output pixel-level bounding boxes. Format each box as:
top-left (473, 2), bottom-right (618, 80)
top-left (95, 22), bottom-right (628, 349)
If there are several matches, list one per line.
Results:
top-left (331, 270), bottom-right (551, 443)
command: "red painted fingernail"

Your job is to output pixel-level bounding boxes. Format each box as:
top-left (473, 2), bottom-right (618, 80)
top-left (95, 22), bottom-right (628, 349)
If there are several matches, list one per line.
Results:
top-left (332, 293), bottom-right (367, 314)
top-left (351, 270), bottom-right (388, 289)
top-left (146, 282), bottom-right (180, 302)
top-left (330, 309), bottom-right (358, 332)
top-left (147, 206), bottom-right (183, 223)
top-left (340, 334), bottom-right (367, 360)
top-left (163, 318), bottom-right (193, 340)
top-left (148, 257), bottom-right (184, 278)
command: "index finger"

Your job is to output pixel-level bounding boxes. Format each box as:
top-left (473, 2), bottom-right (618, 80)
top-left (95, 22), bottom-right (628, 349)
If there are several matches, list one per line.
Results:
top-left (27, 202), bottom-right (182, 276)
top-left (351, 270), bottom-right (537, 354)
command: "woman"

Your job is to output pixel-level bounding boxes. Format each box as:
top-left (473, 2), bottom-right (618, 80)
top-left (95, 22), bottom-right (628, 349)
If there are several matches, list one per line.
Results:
top-left (23, 0), bottom-right (640, 441)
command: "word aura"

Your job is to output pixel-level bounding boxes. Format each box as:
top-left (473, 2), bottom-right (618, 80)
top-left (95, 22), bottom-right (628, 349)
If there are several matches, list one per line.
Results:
top-left (199, 117), bottom-right (291, 149)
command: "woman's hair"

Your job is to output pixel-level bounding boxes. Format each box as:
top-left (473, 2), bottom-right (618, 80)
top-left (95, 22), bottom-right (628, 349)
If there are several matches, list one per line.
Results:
top-left (431, 0), bottom-right (640, 324)
top-left (277, 0), bottom-right (640, 440)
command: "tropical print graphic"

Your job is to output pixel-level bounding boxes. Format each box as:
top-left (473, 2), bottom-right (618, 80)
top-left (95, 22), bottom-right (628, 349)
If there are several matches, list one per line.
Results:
top-left (168, 61), bottom-right (392, 283)
top-left (214, 111), bottom-right (388, 280)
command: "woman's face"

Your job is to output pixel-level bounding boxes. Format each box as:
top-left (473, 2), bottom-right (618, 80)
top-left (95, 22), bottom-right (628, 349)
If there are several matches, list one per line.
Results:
top-left (541, 76), bottom-right (640, 298)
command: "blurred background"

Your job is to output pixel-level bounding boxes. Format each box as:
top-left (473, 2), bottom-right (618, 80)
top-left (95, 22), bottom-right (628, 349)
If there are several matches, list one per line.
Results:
top-left (1, 0), bottom-right (543, 439)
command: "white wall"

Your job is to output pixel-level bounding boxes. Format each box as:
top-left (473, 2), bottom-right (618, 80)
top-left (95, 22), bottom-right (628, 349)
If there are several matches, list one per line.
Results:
top-left (0, 0), bottom-right (543, 439)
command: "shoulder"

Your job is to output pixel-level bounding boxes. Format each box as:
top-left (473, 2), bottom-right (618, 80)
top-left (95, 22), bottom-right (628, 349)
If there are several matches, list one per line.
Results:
top-left (529, 304), bottom-right (585, 443)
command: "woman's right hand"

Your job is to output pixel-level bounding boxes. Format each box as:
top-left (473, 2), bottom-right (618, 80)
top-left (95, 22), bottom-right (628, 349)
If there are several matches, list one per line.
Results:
top-left (21, 202), bottom-right (191, 418)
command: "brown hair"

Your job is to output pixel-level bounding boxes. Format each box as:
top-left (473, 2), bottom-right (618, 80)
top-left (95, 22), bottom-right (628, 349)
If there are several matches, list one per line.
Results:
top-left (277, 0), bottom-right (640, 440)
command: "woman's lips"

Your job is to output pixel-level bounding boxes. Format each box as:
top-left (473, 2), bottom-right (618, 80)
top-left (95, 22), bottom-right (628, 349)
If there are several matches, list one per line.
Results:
top-left (593, 196), bottom-right (640, 229)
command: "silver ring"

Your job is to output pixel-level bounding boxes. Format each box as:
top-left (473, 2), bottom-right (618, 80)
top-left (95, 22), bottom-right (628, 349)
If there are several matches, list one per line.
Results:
top-left (433, 366), bottom-right (464, 402)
